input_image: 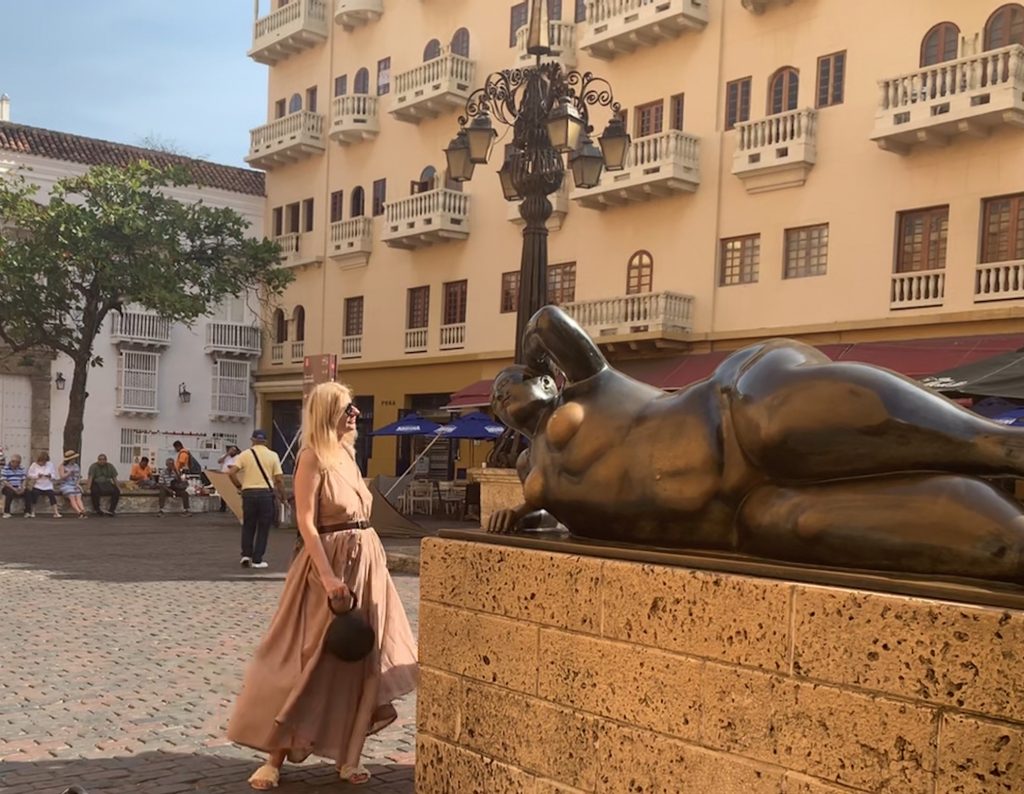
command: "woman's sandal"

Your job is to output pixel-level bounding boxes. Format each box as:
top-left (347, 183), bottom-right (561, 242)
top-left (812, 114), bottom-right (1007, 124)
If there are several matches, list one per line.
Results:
top-left (248, 763), bottom-right (280, 790)
top-left (338, 764), bottom-right (371, 785)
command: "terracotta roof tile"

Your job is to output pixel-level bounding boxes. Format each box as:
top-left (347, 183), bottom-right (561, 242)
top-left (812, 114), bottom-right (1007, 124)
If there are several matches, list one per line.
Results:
top-left (0, 121), bottom-right (264, 197)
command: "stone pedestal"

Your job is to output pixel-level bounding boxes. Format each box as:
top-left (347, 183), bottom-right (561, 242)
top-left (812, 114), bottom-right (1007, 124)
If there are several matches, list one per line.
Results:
top-left (416, 535), bottom-right (1024, 793)
top-left (466, 467), bottom-right (521, 527)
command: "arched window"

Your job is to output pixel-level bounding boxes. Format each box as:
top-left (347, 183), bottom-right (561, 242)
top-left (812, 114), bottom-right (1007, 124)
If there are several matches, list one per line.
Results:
top-left (451, 28), bottom-right (470, 57)
top-left (411, 166), bottom-right (437, 194)
top-left (351, 186), bottom-right (365, 218)
top-left (767, 67), bottom-right (799, 115)
top-left (423, 38), bottom-right (442, 61)
top-left (920, 22), bottom-right (960, 66)
top-left (287, 93), bottom-right (303, 114)
top-left (985, 4), bottom-right (1024, 49)
top-left (293, 306), bottom-right (306, 342)
top-left (626, 250), bottom-right (654, 295)
top-left (273, 309), bottom-right (288, 343)
top-left (353, 68), bottom-right (370, 95)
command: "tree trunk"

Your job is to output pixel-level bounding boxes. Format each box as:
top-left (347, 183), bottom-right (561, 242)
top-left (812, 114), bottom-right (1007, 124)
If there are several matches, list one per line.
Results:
top-left (62, 358), bottom-right (90, 456)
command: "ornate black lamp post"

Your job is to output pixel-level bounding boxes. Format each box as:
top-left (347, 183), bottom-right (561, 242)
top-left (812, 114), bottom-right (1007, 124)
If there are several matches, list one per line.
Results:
top-left (445, 0), bottom-right (630, 366)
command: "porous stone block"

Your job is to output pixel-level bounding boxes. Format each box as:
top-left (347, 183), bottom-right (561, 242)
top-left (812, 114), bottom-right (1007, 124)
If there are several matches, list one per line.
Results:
top-left (419, 602), bottom-right (538, 693)
top-left (533, 781), bottom-right (588, 794)
top-left (468, 467), bottom-right (522, 528)
top-left (792, 586), bottom-right (1024, 722)
top-left (597, 722), bottom-right (784, 794)
top-left (602, 560), bottom-right (791, 671)
top-left (416, 735), bottom-right (535, 794)
top-left (421, 539), bottom-right (601, 633)
top-left (702, 664), bottom-right (938, 793)
top-left (537, 628), bottom-right (701, 741)
top-left (460, 680), bottom-right (600, 790)
top-left (937, 712), bottom-right (1024, 793)
top-left (417, 668), bottom-right (461, 743)
top-left (780, 772), bottom-right (857, 793)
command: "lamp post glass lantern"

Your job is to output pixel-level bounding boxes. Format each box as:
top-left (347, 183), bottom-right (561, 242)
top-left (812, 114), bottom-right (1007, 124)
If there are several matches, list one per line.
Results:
top-left (446, 0), bottom-right (629, 368)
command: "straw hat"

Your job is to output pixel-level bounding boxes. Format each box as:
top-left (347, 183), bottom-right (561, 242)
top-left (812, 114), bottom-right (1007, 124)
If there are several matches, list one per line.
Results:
top-left (62, 450), bottom-right (79, 462)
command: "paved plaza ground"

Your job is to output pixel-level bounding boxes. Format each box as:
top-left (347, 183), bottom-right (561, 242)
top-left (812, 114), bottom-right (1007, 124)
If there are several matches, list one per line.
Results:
top-left (0, 511), bottom-right (424, 793)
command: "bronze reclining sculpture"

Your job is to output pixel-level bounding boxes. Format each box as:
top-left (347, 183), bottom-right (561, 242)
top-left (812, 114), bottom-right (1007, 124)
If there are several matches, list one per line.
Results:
top-left (488, 306), bottom-right (1024, 586)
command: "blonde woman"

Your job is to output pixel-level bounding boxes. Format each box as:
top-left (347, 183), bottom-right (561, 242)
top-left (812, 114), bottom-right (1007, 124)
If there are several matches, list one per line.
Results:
top-left (228, 382), bottom-right (417, 790)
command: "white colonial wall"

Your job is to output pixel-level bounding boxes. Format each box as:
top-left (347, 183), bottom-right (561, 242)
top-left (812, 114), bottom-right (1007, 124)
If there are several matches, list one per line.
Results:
top-left (0, 153), bottom-right (265, 467)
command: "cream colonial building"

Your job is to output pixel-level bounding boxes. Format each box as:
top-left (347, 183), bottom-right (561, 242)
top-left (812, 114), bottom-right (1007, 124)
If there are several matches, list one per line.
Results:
top-left (0, 116), bottom-right (265, 468)
top-left (247, 0), bottom-right (1024, 478)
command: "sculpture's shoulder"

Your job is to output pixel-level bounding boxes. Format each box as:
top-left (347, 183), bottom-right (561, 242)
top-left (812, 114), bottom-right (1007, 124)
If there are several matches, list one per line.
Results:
top-left (546, 400), bottom-right (585, 449)
top-left (711, 338), bottom-right (826, 387)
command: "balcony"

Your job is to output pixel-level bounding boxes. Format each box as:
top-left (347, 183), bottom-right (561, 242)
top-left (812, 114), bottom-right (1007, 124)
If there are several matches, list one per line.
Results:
top-left (249, 0), bottom-right (329, 65)
top-left (204, 323), bottom-right (261, 357)
top-left (405, 328), bottom-right (428, 354)
top-left (275, 233), bottom-right (323, 268)
top-left (975, 260), bottom-right (1024, 302)
top-left (270, 343), bottom-right (285, 365)
top-left (514, 21), bottom-right (576, 69)
top-left (890, 271), bottom-right (945, 310)
top-left (291, 341), bottom-right (305, 362)
top-left (563, 291), bottom-right (695, 351)
top-left (342, 334), bottom-right (363, 359)
top-left (381, 188), bottom-right (470, 249)
top-left (330, 95), bottom-right (379, 144)
top-left (390, 53), bottom-right (475, 123)
top-left (741, 0), bottom-right (793, 12)
top-left (440, 323), bottom-right (466, 350)
top-left (580, 0), bottom-right (708, 61)
top-left (872, 45), bottom-right (1024, 154)
top-left (246, 111), bottom-right (326, 170)
top-left (732, 108), bottom-right (817, 193)
top-left (211, 392), bottom-right (250, 420)
top-left (507, 176), bottom-right (570, 229)
top-left (110, 312), bottom-right (171, 349)
top-left (329, 217), bottom-right (373, 268)
top-left (571, 130), bottom-right (700, 210)
top-left (334, 0), bottom-right (382, 30)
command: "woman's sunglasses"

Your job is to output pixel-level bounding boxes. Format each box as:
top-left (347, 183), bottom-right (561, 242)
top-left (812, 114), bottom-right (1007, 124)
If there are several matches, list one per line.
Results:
top-left (343, 403), bottom-right (359, 417)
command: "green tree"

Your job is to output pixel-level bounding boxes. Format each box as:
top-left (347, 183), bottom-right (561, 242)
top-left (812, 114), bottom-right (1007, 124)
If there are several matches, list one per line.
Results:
top-left (0, 161), bottom-right (291, 453)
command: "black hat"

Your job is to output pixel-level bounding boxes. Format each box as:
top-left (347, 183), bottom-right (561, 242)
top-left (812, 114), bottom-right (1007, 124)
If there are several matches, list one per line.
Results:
top-left (323, 594), bottom-right (375, 663)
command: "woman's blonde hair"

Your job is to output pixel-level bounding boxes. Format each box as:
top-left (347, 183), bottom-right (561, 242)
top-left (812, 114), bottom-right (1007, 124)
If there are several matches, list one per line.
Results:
top-left (301, 381), bottom-right (357, 467)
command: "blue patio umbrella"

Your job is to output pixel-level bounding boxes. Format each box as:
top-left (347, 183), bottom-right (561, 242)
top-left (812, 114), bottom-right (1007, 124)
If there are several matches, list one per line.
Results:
top-left (991, 407), bottom-right (1024, 426)
top-left (436, 411), bottom-right (506, 440)
top-left (371, 413), bottom-right (442, 436)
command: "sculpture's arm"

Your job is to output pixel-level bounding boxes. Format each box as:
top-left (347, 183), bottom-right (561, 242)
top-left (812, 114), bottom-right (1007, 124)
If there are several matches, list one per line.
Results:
top-left (524, 306), bottom-right (607, 383)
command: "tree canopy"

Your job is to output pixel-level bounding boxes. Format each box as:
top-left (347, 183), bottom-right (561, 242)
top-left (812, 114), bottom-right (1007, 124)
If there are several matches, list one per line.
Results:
top-left (0, 161), bottom-right (292, 452)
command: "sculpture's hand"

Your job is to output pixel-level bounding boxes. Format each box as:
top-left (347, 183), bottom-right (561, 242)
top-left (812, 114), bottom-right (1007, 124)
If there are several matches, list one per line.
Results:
top-left (487, 504), bottom-right (529, 534)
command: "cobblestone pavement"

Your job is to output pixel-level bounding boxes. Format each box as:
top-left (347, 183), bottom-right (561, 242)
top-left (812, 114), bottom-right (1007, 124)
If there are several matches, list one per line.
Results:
top-left (0, 512), bottom-right (420, 793)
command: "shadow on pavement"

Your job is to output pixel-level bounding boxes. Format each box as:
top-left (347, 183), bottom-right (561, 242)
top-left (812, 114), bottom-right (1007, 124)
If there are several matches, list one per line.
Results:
top-left (0, 750), bottom-right (414, 793)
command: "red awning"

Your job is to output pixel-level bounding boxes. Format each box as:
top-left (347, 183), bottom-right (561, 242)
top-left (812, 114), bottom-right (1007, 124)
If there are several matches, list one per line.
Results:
top-left (442, 379), bottom-right (495, 410)
top-left (445, 334), bottom-right (1024, 402)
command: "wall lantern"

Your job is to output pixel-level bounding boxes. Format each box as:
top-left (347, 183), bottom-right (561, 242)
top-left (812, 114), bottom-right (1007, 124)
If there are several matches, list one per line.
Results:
top-left (178, 382), bottom-right (191, 404)
top-left (55, 372), bottom-right (66, 391)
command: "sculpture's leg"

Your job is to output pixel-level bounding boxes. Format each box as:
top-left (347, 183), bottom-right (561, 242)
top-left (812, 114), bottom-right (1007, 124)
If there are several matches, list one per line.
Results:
top-left (732, 351), bottom-right (1024, 480)
top-left (736, 474), bottom-right (1024, 584)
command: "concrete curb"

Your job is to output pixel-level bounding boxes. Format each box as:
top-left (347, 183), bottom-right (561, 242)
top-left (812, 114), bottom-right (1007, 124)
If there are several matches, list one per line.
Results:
top-left (386, 552), bottom-right (420, 576)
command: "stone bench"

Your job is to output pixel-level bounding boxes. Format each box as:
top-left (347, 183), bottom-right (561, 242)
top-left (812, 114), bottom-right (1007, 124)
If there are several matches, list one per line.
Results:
top-left (109, 489), bottom-right (217, 514)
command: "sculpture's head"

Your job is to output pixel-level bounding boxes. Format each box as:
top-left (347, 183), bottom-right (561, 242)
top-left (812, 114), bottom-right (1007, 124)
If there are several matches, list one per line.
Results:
top-left (491, 365), bottom-right (558, 435)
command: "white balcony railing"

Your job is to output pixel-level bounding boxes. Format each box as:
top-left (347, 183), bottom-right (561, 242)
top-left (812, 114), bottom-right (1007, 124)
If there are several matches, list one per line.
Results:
top-left (249, 0), bottom-right (329, 65)
top-left (246, 111), bottom-right (326, 170)
top-left (329, 216), bottom-right (373, 265)
top-left (975, 260), bottom-right (1024, 302)
top-left (732, 108), bottom-right (817, 193)
top-left (563, 291), bottom-right (695, 338)
top-left (270, 343), bottom-right (285, 364)
top-left (110, 312), bottom-right (171, 347)
top-left (341, 334), bottom-right (363, 358)
top-left (211, 361), bottom-right (251, 419)
top-left (382, 187), bottom-right (471, 249)
top-left (116, 351), bottom-right (159, 414)
top-left (205, 323), bottom-right (261, 356)
top-left (391, 53), bottom-right (475, 123)
top-left (514, 21), bottom-right (576, 68)
top-left (274, 232), bottom-right (322, 268)
top-left (405, 328), bottom-right (428, 353)
top-left (290, 341), bottom-right (305, 362)
top-left (572, 129), bottom-right (700, 209)
top-left (334, 0), bottom-right (383, 30)
top-left (330, 94), bottom-right (380, 143)
top-left (890, 271), bottom-right (945, 309)
top-left (872, 44), bottom-right (1024, 153)
top-left (581, 0), bottom-right (708, 61)
top-left (439, 323), bottom-right (466, 350)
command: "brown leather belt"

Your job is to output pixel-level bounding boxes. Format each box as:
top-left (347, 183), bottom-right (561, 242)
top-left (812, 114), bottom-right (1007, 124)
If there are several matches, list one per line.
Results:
top-left (318, 520), bottom-right (370, 534)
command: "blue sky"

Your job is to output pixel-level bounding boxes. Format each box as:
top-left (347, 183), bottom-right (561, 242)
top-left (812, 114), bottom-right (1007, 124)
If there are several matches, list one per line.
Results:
top-left (0, 1), bottom-right (267, 168)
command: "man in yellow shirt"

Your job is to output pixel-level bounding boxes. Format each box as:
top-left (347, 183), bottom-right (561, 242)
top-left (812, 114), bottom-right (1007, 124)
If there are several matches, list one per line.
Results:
top-left (228, 430), bottom-right (285, 569)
